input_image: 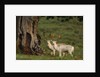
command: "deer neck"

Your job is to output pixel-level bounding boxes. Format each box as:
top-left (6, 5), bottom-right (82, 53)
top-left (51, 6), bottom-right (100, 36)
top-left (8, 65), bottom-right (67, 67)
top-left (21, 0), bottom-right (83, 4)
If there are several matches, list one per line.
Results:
top-left (53, 42), bottom-right (58, 48)
top-left (48, 42), bottom-right (52, 46)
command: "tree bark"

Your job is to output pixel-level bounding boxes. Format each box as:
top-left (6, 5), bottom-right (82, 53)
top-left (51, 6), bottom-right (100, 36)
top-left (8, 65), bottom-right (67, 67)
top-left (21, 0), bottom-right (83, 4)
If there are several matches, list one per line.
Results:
top-left (16, 16), bottom-right (43, 55)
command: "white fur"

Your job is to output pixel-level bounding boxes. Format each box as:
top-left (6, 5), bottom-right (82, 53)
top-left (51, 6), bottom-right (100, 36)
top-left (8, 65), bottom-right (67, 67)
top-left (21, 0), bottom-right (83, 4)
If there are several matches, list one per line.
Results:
top-left (52, 41), bottom-right (74, 57)
top-left (47, 40), bottom-right (56, 56)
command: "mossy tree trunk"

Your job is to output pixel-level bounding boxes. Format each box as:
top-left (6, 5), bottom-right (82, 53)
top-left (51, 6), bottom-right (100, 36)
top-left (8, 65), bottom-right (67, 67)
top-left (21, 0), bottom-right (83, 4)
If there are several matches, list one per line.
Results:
top-left (16, 16), bottom-right (43, 55)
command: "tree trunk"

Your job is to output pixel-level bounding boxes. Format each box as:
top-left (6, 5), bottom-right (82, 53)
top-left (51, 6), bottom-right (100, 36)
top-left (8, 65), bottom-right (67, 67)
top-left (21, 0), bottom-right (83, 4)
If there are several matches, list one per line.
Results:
top-left (16, 16), bottom-right (43, 55)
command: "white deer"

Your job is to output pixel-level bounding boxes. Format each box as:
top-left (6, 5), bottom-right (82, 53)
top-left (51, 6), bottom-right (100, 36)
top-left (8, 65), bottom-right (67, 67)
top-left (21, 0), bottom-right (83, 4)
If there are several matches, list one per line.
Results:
top-left (47, 40), bottom-right (56, 56)
top-left (52, 41), bottom-right (74, 57)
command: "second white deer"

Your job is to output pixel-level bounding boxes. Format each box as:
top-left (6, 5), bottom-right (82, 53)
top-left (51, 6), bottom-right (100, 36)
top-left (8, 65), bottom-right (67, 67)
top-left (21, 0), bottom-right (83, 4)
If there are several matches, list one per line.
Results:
top-left (52, 41), bottom-right (74, 57)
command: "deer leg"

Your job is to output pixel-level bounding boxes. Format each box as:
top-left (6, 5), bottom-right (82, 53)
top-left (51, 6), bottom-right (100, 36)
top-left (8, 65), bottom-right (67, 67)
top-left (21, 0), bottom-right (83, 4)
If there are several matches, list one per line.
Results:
top-left (53, 50), bottom-right (55, 56)
top-left (63, 52), bottom-right (65, 57)
top-left (51, 52), bottom-right (53, 55)
top-left (59, 51), bottom-right (62, 57)
top-left (69, 52), bottom-right (73, 57)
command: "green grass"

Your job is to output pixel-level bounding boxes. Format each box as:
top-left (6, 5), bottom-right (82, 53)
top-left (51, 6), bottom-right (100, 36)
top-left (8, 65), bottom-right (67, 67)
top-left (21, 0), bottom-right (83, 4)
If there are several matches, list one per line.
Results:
top-left (16, 53), bottom-right (82, 60)
top-left (16, 17), bottom-right (83, 60)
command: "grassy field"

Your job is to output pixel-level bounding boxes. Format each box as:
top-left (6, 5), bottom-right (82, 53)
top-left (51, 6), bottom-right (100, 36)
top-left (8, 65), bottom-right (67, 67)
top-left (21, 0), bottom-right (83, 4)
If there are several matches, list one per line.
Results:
top-left (16, 16), bottom-right (83, 60)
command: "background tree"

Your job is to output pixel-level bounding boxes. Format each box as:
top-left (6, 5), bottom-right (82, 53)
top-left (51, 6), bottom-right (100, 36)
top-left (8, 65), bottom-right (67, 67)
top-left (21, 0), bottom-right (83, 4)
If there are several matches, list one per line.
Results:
top-left (16, 16), bottom-right (43, 55)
